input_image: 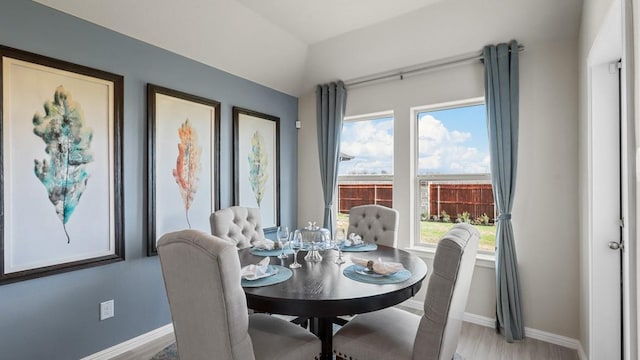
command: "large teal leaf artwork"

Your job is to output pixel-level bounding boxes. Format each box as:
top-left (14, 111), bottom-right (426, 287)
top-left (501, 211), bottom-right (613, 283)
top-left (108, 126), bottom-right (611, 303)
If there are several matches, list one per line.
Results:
top-left (247, 131), bottom-right (269, 207)
top-left (33, 86), bottom-right (94, 243)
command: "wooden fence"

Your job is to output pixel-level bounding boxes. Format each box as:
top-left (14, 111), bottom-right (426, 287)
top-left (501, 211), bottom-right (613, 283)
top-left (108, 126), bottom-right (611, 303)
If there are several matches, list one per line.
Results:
top-left (338, 182), bottom-right (495, 221)
top-left (338, 184), bottom-right (392, 213)
top-left (428, 183), bottom-right (494, 221)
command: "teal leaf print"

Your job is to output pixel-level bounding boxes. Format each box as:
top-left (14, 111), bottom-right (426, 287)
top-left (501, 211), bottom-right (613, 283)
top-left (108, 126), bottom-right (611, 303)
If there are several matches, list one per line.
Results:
top-left (247, 131), bottom-right (269, 207)
top-left (33, 86), bottom-right (93, 243)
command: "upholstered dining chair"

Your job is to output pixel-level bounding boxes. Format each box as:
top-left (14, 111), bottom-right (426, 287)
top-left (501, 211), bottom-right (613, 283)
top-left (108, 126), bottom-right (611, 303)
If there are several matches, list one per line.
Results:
top-left (332, 223), bottom-right (480, 360)
top-left (157, 230), bottom-right (321, 360)
top-left (347, 204), bottom-right (399, 247)
top-left (210, 206), bottom-right (265, 249)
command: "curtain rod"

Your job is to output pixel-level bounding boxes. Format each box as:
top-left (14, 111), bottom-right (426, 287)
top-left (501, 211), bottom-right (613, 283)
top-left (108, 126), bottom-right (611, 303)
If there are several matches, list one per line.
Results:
top-left (344, 44), bottom-right (524, 88)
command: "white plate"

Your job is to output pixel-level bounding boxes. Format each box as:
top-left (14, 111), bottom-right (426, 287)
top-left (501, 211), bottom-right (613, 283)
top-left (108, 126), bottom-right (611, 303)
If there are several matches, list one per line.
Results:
top-left (253, 247), bottom-right (276, 252)
top-left (355, 267), bottom-right (388, 278)
top-left (346, 242), bottom-right (368, 248)
top-left (243, 265), bottom-right (279, 281)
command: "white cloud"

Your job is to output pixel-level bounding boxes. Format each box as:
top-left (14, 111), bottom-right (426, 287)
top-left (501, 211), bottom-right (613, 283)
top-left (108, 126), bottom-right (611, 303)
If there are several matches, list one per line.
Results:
top-left (339, 118), bottom-right (393, 174)
top-left (341, 120), bottom-right (392, 156)
top-left (450, 130), bottom-right (471, 143)
top-left (345, 159), bottom-right (393, 174)
top-left (337, 113), bottom-right (489, 175)
top-left (418, 115), bottom-right (489, 174)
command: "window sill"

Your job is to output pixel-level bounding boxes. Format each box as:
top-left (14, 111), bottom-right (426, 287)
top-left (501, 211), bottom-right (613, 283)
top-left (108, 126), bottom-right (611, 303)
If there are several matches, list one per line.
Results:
top-left (405, 246), bottom-right (496, 269)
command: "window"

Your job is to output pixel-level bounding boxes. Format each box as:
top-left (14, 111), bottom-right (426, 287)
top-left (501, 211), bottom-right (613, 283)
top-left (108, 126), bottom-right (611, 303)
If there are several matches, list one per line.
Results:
top-left (414, 99), bottom-right (495, 253)
top-left (336, 112), bottom-right (394, 231)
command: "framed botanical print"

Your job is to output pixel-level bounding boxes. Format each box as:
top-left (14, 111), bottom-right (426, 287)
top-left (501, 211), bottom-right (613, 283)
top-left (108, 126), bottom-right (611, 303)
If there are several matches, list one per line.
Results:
top-left (233, 107), bottom-right (280, 232)
top-left (147, 84), bottom-right (220, 255)
top-left (0, 45), bottom-right (124, 284)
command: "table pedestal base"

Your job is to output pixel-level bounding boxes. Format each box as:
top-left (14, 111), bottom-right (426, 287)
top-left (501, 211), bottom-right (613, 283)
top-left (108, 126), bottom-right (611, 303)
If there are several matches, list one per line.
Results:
top-left (310, 317), bottom-right (334, 360)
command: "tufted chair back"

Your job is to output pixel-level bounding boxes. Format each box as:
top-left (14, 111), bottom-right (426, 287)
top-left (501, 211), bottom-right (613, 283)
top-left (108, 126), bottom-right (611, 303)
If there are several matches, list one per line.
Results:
top-left (347, 204), bottom-right (399, 247)
top-left (413, 223), bottom-right (480, 360)
top-left (157, 230), bottom-right (256, 360)
top-left (210, 206), bottom-right (266, 249)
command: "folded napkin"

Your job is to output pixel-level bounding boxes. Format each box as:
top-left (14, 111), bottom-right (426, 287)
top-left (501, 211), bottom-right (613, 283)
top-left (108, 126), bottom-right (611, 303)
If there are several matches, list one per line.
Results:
top-left (344, 233), bottom-right (364, 247)
top-left (350, 256), bottom-right (405, 275)
top-left (252, 238), bottom-right (275, 250)
top-left (241, 257), bottom-right (272, 280)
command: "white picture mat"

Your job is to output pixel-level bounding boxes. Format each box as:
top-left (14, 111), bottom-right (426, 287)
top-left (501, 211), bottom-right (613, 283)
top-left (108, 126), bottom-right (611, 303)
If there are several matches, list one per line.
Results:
top-left (2, 57), bottom-right (116, 274)
top-left (237, 113), bottom-right (277, 229)
top-left (154, 93), bottom-right (215, 242)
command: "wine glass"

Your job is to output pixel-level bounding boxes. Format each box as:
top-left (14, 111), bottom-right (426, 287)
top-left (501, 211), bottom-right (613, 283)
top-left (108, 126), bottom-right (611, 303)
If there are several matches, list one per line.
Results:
top-left (276, 226), bottom-right (289, 259)
top-left (334, 228), bottom-right (346, 265)
top-left (289, 230), bottom-right (302, 269)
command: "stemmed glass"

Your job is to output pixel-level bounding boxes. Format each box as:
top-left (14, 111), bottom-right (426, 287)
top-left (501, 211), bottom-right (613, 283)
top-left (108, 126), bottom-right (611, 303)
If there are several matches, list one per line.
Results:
top-left (334, 228), bottom-right (346, 265)
top-left (276, 226), bottom-right (289, 259)
top-left (289, 230), bottom-right (302, 269)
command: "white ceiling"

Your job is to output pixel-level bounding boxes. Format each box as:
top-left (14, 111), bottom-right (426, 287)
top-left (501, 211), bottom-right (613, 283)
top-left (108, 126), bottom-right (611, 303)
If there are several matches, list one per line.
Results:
top-left (32, 0), bottom-right (582, 96)
top-left (236, 0), bottom-right (445, 44)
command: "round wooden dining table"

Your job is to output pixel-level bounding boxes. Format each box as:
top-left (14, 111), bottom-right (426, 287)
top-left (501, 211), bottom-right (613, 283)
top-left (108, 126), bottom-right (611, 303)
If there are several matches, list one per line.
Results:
top-left (238, 244), bottom-right (428, 360)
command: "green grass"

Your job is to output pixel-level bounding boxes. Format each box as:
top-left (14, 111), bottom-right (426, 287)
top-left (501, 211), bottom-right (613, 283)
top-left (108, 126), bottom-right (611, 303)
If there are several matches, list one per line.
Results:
top-left (336, 213), bottom-right (350, 233)
top-left (420, 221), bottom-right (495, 252)
top-left (337, 212), bottom-right (495, 252)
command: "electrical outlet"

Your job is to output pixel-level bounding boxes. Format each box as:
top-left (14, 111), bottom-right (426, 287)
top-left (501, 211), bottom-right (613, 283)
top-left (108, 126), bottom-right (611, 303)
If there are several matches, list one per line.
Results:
top-left (100, 299), bottom-right (114, 320)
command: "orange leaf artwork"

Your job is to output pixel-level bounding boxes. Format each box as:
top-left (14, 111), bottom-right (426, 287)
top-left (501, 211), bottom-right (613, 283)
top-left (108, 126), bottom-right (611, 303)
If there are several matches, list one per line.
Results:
top-left (172, 119), bottom-right (201, 228)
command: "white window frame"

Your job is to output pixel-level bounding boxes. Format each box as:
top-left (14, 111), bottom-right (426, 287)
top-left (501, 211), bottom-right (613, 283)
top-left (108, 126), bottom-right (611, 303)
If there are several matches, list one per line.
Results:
top-left (334, 111), bottom-right (394, 229)
top-left (340, 110), bottom-right (395, 175)
top-left (409, 97), bottom-right (495, 267)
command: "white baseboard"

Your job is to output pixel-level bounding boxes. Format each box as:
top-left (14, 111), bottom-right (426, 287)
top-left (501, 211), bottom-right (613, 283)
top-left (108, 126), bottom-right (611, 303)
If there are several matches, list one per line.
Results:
top-left (81, 323), bottom-right (174, 360)
top-left (524, 326), bottom-right (581, 350)
top-left (463, 312), bottom-right (496, 327)
top-left (462, 312), bottom-right (582, 351)
top-left (400, 299), bottom-right (584, 353)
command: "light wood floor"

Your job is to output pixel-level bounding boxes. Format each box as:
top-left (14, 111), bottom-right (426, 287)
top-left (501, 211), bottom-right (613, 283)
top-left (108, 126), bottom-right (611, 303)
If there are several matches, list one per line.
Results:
top-left (456, 322), bottom-right (578, 360)
top-left (111, 316), bottom-right (578, 360)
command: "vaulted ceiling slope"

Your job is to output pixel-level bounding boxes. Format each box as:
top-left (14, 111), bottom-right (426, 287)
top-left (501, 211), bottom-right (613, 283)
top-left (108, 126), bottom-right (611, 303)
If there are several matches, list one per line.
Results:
top-left (33, 0), bottom-right (583, 96)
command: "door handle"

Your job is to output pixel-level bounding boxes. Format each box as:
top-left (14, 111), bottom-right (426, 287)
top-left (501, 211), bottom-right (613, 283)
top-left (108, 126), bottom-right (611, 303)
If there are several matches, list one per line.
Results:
top-left (608, 241), bottom-right (624, 250)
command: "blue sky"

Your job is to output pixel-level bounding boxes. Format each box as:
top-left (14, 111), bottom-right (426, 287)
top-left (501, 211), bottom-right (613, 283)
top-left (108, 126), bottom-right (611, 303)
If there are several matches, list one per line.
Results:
top-left (338, 104), bottom-right (489, 175)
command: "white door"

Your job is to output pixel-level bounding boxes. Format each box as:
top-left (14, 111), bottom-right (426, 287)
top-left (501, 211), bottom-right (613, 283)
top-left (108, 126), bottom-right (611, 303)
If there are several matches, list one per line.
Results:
top-left (588, 1), bottom-right (626, 356)
top-left (589, 1), bottom-right (638, 359)
top-left (589, 59), bottom-right (622, 360)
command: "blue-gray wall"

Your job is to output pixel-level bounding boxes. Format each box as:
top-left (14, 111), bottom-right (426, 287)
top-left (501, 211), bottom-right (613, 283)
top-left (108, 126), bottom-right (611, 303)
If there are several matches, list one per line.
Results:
top-left (0, 1), bottom-right (298, 358)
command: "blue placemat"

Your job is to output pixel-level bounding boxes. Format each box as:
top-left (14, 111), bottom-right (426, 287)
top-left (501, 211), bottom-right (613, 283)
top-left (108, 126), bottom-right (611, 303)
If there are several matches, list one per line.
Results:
top-left (341, 243), bottom-right (378, 252)
top-left (250, 248), bottom-right (294, 257)
top-left (343, 264), bottom-right (411, 284)
top-left (241, 265), bottom-right (292, 288)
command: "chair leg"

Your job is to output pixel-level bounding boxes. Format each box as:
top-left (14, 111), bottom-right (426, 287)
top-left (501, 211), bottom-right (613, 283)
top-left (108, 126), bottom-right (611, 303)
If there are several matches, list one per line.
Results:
top-left (291, 316), bottom-right (309, 329)
top-left (332, 317), bottom-right (349, 326)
